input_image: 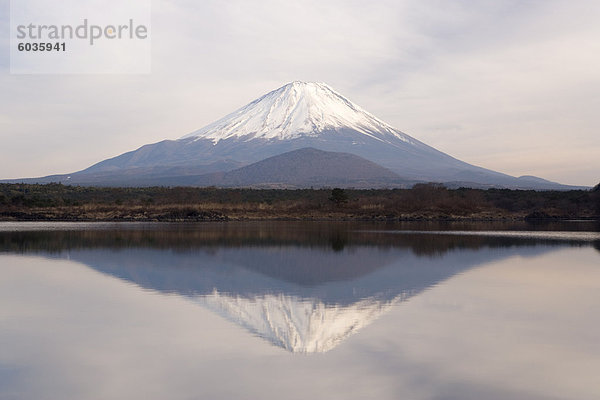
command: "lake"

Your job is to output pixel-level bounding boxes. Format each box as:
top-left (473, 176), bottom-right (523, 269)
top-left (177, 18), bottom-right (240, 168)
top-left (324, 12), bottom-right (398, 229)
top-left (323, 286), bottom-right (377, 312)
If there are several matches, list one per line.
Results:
top-left (1, 221), bottom-right (599, 400)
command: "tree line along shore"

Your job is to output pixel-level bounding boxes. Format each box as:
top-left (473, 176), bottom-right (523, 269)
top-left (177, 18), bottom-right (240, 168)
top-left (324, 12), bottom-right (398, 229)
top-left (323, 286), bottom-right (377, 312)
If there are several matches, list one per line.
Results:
top-left (0, 183), bottom-right (598, 222)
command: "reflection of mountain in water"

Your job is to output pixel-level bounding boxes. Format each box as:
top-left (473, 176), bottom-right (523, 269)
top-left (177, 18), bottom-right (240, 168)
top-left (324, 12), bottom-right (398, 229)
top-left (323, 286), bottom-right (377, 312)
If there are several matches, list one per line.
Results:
top-left (200, 291), bottom-right (409, 353)
top-left (64, 244), bottom-right (555, 352)
top-left (0, 223), bottom-right (589, 353)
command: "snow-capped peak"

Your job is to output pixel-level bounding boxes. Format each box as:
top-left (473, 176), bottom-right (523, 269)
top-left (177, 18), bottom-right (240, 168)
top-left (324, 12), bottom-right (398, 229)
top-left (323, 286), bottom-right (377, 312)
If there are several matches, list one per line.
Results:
top-left (181, 81), bottom-right (412, 144)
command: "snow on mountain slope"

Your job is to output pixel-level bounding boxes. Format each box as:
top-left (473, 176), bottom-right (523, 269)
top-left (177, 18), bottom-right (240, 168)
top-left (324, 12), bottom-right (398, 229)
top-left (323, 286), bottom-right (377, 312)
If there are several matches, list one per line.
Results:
top-left (182, 81), bottom-right (415, 145)
top-left (197, 290), bottom-right (412, 353)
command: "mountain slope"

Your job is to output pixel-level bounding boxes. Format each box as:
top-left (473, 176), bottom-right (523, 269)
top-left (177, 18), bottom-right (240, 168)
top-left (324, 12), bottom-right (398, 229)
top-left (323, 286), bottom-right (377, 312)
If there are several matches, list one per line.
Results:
top-left (2, 81), bottom-right (585, 189)
top-left (83, 81), bottom-right (488, 182)
top-left (195, 147), bottom-right (410, 188)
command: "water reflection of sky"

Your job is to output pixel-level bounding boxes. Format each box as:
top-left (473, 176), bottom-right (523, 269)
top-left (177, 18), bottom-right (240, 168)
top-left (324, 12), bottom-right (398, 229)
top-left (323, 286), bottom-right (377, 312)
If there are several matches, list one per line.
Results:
top-left (0, 223), bottom-right (599, 399)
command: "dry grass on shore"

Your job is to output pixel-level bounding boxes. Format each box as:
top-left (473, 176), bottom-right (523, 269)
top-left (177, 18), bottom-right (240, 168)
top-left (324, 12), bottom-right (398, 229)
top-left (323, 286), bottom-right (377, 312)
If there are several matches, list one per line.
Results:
top-left (1, 183), bottom-right (598, 222)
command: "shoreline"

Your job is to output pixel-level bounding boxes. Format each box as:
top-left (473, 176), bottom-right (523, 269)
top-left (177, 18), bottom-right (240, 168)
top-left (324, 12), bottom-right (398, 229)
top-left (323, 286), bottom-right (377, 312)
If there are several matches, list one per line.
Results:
top-left (1, 183), bottom-right (598, 223)
top-left (1, 210), bottom-right (598, 223)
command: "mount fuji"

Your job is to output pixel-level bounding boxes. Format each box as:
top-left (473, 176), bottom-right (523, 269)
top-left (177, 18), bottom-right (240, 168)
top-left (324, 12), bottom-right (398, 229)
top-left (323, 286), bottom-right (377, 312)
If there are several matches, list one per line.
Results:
top-left (5, 81), bottom-right (582, 189)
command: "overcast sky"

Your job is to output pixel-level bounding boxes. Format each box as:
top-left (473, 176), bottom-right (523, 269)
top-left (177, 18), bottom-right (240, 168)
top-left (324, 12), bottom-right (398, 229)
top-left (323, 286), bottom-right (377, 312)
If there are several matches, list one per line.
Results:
top-left (1, 0), bottom-right (599, 186)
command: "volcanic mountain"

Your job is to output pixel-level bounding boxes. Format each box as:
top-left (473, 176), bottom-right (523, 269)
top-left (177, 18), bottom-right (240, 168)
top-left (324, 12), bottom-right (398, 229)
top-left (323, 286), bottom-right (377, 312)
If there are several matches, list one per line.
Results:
top-left (5, 81), bottom-right (582, 189)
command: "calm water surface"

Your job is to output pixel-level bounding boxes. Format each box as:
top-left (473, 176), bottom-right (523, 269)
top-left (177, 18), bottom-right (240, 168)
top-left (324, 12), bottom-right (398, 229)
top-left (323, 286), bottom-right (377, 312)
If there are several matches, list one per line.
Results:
top-left (1, 221), bottom-right (599, 400)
